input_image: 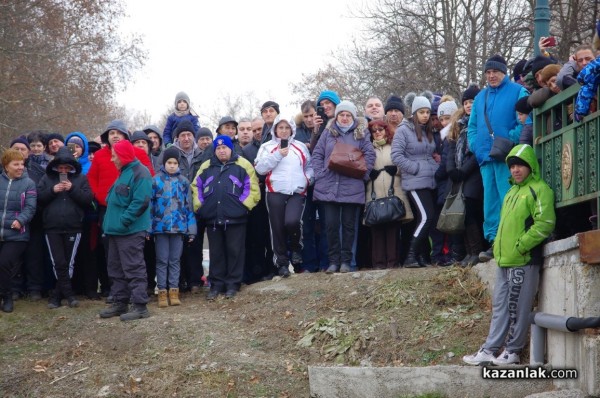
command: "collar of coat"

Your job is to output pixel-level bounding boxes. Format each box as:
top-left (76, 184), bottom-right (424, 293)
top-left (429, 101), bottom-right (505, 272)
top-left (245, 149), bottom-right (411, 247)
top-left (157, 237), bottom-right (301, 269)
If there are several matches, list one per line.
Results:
top-left (326, 117), bottom-right (368, 140)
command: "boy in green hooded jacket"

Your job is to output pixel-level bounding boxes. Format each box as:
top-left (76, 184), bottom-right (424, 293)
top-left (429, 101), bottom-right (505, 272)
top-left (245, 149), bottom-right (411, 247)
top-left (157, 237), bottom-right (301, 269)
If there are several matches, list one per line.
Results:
top-left (463, 144), bottom-right (555, 366)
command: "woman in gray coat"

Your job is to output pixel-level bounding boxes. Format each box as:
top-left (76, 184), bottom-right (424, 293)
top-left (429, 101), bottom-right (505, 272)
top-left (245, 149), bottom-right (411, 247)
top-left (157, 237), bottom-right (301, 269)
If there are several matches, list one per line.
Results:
top-left (0, 149), bottom-right (37, 312)
top-left (391, 93), bottom-right (439, 268)
top-left (312, 101), bottom-right (375, 273)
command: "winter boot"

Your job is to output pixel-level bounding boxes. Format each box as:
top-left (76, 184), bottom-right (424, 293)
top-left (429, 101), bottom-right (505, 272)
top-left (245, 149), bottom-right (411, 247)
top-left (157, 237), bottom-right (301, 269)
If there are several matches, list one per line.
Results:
top-left (120, 303), bottom-right (150, 321)
top-left (47, 293), bottom-right (61, 309)
top-left (403, 239), bottom-right (421, 268)
top-left (168, 288), bottom-right (181, 306)
top-left (2, 294), bottom-right (14, 313)
top-left (157, 289), bottom-right (168, 308)
top-left (67, 296), bottom-right (80, 308)
top-left (99, 301), bottom-right (129, 318)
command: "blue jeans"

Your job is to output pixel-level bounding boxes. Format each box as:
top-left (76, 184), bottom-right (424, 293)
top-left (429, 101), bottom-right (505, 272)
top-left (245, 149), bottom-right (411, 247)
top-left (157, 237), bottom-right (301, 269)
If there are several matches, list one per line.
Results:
top-left (155, 234), bottom-right (183, 290)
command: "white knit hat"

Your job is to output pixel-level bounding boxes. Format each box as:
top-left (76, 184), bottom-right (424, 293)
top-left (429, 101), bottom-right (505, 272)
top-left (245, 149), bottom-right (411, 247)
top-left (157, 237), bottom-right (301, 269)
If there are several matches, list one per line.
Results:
top-left (334, 100), bottom-right (358, 119)
top-left (411, 96), bottom-right (431, 114)
top-left (437, 101), bottom-right (458, 118)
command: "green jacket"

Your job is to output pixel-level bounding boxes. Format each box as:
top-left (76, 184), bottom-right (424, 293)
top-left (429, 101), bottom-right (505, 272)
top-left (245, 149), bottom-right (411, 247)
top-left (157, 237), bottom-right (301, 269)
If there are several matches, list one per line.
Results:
top-left (494, 144), bottom-right (556, 267)
top-left (103, 159), bottom-right (152, 235)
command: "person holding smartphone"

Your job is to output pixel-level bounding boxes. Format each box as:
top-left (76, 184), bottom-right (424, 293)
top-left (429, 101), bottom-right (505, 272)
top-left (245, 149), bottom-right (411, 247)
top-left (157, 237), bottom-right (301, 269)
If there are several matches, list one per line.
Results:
top-left (254, 116), bottom-right (314, 277)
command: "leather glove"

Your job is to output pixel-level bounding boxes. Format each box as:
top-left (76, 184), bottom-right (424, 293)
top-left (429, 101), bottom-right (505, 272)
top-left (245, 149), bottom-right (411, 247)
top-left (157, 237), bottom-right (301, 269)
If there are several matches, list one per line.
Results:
top-left (448, 169), bottom-right (464, 182)
top-left (384, 165), bottom-right (398, 176)
top-left (369, 169), bottom-right (381, 181)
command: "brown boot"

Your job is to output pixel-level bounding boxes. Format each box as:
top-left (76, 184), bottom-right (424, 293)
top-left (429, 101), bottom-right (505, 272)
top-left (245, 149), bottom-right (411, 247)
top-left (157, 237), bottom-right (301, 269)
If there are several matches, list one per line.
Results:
top-left (157, 289), bottom-right (168, 308)
top-left (169, 288), bottom-right (181, 306)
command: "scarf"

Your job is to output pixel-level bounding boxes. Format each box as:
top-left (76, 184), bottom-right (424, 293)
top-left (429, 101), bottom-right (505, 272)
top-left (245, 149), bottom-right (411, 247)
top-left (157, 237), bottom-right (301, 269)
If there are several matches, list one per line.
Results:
top-left (373, 138), bottom-right (387, 147)
top-left (174, 109), bottom-right (190, 117)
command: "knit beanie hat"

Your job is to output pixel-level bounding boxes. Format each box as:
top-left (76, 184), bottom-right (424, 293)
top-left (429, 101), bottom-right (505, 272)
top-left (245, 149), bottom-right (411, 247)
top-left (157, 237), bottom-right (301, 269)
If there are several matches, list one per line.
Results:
top-left (461, 83), bottom-right (480, 104)
top-left (174, 120), bottom-right (196, 139)
top-left (384, 95), bottom-right (405, 114)
top-left (513, 59), bottom-right (528, 80)
top-left (88, 141), bottom-right (101, 154)
top-left (10, 136), bottom-right (30, 150)
top-left (196, 127), bottom-right (213, 139)
top-left (174, 91), bottom-right (190, 107)
top-left (506, 155), bottom-right (531, 170)
top-left (213, 135), bottom-right (234, 151)
top-left (162, 146), bottom-right (180, 166)
top-left (112, 140), bottom-right (136, 167)
top-left (46, 132), bottom-right (64, 144)
top-left (515, 97), bottom-right (533, 115)
top-left (316, 90), bottom-right (341, 106)
top-left (334, 100), bottom-right (357, 119)
top-left (101, 120), bottom-right (129, 144)
top-left (130, 130), bottom-right (153, 148)
top-left (260, 101), bottom-right (280, 114)
top-left (484, 54), bottom-right (508, 74)
top-left (410, 96), bottom-right (432, 114)
top-left (437, 101), bottom-right (458, 118)
top-left (66, 135), bottom-right (84, 148)
top-left (530, 55), bottom-right (556, 77)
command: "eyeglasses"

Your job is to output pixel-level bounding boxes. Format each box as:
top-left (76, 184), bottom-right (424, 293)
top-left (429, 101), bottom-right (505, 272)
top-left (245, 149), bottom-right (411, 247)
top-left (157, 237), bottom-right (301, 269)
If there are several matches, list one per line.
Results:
top-left (371, 127), bottom-right (386, 132)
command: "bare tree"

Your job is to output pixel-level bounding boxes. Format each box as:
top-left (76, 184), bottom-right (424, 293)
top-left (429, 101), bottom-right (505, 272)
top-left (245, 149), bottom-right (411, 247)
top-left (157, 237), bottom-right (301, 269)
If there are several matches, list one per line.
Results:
top-left (204, 91), bottom-right (262, 131)
top-left (0, 0), bottom-right (146, 145)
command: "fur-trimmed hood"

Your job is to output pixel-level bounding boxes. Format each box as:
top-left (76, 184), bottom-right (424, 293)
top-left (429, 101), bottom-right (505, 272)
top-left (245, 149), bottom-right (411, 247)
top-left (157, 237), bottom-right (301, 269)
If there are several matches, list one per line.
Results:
top-left (325, 117), bottom-right (369, 140)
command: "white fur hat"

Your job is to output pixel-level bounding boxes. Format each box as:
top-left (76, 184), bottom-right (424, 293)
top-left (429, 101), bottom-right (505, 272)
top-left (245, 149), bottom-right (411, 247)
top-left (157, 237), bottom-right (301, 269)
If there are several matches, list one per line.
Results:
top-left (438, 101), bottom-right (458, 118)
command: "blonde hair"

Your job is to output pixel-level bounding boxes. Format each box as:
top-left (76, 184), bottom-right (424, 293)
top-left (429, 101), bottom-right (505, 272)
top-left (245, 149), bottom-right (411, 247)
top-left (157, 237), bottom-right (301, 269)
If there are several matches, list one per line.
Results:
top-left (1, 148), bottom-right (25, 168)
top-left (448, 108), bottom-right (468, 142)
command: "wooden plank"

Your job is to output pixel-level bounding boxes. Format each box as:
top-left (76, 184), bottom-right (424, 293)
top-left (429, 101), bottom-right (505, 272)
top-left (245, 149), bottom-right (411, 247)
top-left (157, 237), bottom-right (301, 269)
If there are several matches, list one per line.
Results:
top-left (578, 230), bottom-right (600, 264)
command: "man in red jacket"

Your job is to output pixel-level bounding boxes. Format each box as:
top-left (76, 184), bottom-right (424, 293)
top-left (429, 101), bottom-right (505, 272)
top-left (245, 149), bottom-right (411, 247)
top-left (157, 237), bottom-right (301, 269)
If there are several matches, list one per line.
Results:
top-left (87, 120), bottom-right (154, 299)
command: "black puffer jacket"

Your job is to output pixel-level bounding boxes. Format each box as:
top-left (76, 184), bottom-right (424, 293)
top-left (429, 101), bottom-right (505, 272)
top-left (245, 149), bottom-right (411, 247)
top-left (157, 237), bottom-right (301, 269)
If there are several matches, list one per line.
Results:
top-left (37, 147), bottom-right (93, 233)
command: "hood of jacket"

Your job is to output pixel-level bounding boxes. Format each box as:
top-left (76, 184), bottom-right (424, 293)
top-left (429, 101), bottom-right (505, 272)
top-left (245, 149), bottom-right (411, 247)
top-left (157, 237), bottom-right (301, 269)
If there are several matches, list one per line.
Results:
top-left (46, 146), bottom-right (82, 175)
top-left (506, 144), bottom-right (539, 184)
top-left (65, 132), bottom-right (89, 159)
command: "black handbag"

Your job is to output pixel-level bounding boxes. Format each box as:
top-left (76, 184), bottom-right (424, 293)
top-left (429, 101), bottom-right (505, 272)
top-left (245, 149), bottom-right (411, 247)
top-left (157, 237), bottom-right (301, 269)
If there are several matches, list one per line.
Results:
top-left (484, 90), bottom-right (514, 162)
top-left (363, 173), bottom-right (406, 226)
top-left (436, 182), bottom-right (466, 234)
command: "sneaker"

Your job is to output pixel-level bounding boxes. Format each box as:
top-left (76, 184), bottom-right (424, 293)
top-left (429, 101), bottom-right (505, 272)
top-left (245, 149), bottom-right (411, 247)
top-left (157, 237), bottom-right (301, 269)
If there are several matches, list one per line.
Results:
top-left (99, 302), bottom-right (128, 318)
top-left (462, 348), bottom-right (496, 365)
top-left (479, 247), bottom-right (494, 262)
top-left (492, 350), bottom-right (520, 365)
top-left (67, 296), bottom-right (80, 308)
top-left (325, 264), bottom-right (339, 274)
top-left (206, 290), bottom-right (220, 301)
top-left (340, 263), bottom-right (351, 273)
top-left (120, 304), bottom-right (150, 321)
top-left (278, 265), bottom-right (291, 278)
top-left (291, 252), bottom-right (303, 266)
top-left (224, 290), bottom-right (237, 299)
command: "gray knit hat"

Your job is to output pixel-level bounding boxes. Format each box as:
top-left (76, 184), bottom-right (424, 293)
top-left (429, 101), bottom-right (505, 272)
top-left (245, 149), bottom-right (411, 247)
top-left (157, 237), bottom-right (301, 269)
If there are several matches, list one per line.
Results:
top-left (334, 100), bottom-right (357, 119)
top-left (410, 96), bottom-right (431, 114)
top-left (437, 101), bottom-right (458, 118)
top-left (174, 91), bottom-right (190, 107)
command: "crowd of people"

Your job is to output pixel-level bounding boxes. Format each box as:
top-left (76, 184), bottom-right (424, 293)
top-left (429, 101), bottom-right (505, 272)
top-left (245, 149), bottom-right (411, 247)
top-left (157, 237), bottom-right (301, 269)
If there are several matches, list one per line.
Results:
top-left (0, 42), bottom-right (596, 365)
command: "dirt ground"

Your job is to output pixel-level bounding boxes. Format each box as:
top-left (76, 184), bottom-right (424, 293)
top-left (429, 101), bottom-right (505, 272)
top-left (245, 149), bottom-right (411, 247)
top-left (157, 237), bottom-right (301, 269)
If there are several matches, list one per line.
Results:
top-left (0, 266), bottom-right (491, 398)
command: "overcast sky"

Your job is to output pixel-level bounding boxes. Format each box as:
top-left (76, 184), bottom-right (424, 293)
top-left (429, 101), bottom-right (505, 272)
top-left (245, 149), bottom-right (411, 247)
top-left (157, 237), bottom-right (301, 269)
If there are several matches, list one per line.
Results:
top-left (117, 0), bottom-right (366, 129)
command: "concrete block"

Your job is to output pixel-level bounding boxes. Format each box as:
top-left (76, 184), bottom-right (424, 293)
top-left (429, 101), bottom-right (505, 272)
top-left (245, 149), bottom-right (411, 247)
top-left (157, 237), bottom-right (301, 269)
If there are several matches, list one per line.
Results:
top-left (308, 365), bottom-right (552, 398)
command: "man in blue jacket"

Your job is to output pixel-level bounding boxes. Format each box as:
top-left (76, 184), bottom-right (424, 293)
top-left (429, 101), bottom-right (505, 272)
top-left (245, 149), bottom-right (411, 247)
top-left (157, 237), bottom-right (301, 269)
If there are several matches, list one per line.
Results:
top-left (467, 54), bottom-right (528, 261)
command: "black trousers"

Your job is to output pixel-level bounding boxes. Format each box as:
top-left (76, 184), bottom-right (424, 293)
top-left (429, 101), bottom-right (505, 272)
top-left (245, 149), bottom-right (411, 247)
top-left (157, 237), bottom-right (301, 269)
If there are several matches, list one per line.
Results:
top-left (207, 223), bottom-right (246, 293)
top-left (0, 242), bottom-right (28, 296)
top-left (244, 191), bottom-right (275, 283)
top-left (181, 215), bottom-right (205, 290)
top-left (266, 192), bottom-right (305, 268)
top-left (321, 202), bottom-right (360, 266)
top-left (46, 233), bottom-right (81, 298)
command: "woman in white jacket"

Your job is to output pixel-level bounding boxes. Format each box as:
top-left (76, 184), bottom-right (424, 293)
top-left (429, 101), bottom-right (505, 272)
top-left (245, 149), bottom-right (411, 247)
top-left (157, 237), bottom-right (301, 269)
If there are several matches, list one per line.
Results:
top-left (255, 116), bottom-right (314, 277)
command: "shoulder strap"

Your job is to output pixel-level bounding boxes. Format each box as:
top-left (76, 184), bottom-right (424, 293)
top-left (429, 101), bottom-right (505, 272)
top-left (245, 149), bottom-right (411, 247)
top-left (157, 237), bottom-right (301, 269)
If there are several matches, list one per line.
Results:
top-left (370, 173), bottom-right (396, 200)
top-left (483, 90), bottom-right (494, 138)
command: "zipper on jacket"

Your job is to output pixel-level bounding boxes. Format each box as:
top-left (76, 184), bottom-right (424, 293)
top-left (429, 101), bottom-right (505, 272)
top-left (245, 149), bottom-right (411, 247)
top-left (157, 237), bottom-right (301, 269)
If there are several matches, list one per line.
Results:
top-left (1, 179), bottom-right (13, 240)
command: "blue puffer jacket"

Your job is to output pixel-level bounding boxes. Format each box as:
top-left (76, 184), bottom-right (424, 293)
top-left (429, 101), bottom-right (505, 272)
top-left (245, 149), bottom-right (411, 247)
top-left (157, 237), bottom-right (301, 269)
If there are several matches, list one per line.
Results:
top-left (163, 113), bottom-right (200, 145)
top-left (391, 119), bottom-right (438, 191)
top-left (150, 167), bottom-right (197, 236)
top-left (312, 118), bottom-right (376, 204)
top-left (0, 172), bottom-right (37, 242)
top-left (467, 76), bottom-right (528, 165)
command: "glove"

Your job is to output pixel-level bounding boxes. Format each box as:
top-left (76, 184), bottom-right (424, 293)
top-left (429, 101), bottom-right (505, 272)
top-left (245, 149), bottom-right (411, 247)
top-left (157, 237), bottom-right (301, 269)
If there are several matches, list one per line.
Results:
top-left (369, 169), bottom-right (381, 181)
top-left (384, 165), bottom-right (398, 176)
top-left (574, 113), bottom-right (585, 123)
top-left (448, 169), bottom-right (464, 182)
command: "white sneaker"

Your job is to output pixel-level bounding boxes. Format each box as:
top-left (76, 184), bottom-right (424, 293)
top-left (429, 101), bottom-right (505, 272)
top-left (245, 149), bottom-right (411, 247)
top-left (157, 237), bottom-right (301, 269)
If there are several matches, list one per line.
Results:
top-left (462, 348), bottom-right (496, 365)
top-left (492, 350), bottom-right (520, 365)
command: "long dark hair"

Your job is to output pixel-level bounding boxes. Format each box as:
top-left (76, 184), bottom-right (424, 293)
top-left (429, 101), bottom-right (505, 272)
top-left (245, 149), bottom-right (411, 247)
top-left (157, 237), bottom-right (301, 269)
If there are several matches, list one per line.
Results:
top-left (410, 112), bottom-right (433, 143)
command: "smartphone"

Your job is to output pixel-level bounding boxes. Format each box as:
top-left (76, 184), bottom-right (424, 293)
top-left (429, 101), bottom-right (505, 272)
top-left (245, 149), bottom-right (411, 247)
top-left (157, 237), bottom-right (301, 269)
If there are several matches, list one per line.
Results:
top-left (67, 143), bottom-right (77, 154)
top-left (316, 105), bottom-right (328, 134)
top-left (280, 139), bottom-right (288, 149)
top-left (546, 36), bottom-right (557, 47)
top-left (59, 173), bottom-right (68, 183)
